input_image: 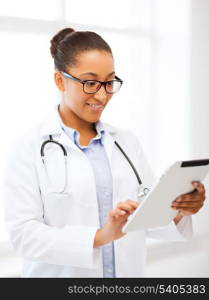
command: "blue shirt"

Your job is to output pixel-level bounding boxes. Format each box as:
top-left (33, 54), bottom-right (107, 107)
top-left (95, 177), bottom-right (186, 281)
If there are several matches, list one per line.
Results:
top-left (58, 112), bottom-right (116, 278)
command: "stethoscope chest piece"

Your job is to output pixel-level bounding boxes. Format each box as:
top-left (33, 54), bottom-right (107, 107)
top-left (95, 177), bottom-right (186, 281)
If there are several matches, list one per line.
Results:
top-left (137, 187), bottom-right (150, 200)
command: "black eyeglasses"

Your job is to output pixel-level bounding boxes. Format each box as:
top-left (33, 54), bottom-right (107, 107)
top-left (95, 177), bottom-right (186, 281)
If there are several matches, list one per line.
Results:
top-left (60, 71), bottom-right (123, 94)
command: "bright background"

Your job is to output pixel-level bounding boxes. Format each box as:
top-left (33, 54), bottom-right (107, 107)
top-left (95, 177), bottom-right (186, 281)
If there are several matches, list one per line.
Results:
top-left (0, 0), bottom-right (208, 277)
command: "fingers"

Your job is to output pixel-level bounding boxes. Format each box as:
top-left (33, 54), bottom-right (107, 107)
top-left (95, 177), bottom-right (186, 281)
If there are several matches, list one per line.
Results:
top-left (192, 181), bottom-right (205, 194)
top-left (109, 200), bottom-right (140, 220)
top-left (171, 182), bottom-right (205, 216)
top-left (117, 202), bottom-right (138, 213)
top-left (171, 200), bottom-right (204, 209)
top-left (117, 200), bottom-right (140, 213)
top-left (109, 208), bottom-right (126, 219)
top-left (174, 182), bottom-right (205, 203)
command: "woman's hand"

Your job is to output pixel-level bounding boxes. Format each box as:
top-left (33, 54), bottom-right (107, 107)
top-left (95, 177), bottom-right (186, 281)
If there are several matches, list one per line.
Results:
top-left (93, 200), bottom-right (139, 247)
top-left (172, 181), bottom-right (205, 224)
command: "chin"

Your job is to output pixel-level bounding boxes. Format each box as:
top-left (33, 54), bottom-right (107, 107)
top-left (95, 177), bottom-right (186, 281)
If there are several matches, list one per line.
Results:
top-left (84, 113), bottom-right (102, 123)
top-left (87, 116), bottom-right (101, 123)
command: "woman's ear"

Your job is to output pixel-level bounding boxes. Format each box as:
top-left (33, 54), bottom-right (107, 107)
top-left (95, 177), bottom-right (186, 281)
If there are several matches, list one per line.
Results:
top-left (54, 71), bottom-right (66, 92)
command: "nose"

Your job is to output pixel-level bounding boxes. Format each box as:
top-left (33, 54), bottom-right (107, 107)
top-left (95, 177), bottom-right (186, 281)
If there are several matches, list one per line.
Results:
top-left (94, 85), bottom-right (108, 103)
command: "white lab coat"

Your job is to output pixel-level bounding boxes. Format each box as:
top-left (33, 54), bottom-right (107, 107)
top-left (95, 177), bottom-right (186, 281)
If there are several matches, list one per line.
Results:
top-left (3, 105), bottom-right (193, 277)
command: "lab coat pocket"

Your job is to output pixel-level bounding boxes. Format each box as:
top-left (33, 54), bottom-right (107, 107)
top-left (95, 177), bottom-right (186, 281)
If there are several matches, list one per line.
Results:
top-left (42, 192), bottom-right (73, 226)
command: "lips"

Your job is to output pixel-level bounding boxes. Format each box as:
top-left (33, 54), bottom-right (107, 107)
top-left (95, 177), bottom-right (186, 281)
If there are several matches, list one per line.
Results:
top-left (86, 103), bottom-right (104, 112)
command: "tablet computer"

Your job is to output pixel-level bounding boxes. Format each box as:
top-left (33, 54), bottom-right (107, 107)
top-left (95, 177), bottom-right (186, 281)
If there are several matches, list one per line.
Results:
top-left (122, 159), bottom-right (209, 233)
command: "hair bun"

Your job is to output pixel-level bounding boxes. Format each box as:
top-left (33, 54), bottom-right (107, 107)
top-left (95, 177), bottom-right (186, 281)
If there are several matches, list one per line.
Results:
top-left (50, 27), bottom-right (75, 58)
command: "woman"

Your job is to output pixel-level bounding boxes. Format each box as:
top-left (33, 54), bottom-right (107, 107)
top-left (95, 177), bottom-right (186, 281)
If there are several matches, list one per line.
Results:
top-left (3, 28), bottom-right (205, 277)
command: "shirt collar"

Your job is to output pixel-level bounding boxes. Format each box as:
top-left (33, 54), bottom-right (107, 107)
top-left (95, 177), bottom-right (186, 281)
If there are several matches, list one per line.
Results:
top-left (94, 120), bottom-right (105, 143)
top-left (40, 104), bottom-right (117, 138)
top-left (57, 105), bottom-right (106, 146)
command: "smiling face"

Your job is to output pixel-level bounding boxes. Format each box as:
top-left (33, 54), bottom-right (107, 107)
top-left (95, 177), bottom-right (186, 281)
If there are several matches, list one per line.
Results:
top-left (55, 50), bottom-right (115, 128)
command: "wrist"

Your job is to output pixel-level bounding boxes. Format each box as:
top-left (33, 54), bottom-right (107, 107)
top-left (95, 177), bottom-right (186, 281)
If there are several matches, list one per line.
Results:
top-left (93, 229), bottom-right (103, 248)
top-left (94, 229), bottom-right (108, 248)
top-left (173, 211), bottom-right (184, 225)
top-left (93, 227), bottom-right (111, 248)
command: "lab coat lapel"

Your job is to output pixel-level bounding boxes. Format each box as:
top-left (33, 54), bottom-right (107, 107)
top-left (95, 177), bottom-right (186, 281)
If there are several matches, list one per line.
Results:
top-left (57, 130), bottom-right (81, 152)
top-left (102, 128), bottom-right (120, 208)
top-left (40, 105), bottom-right (81, 152)
top-left (102, 130), bottom-right (115, 165)
top-left (41, 105), bottom-right (117, 155)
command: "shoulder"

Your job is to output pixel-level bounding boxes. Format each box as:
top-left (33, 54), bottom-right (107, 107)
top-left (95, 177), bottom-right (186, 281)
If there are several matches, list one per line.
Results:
top-left (10, 105), bottom-right (58, 151)
top-left (13, 125), bottom-right (41, 146)
top-left (102, 122), bottom-right (142, 148)
top-left (7, 121), bottom-right (44, 163)
top-left (103, 122), bottom-right (156, 188)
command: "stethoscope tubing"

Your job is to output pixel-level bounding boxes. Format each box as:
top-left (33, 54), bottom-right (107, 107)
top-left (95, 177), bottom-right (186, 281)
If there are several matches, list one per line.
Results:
top-left (41, 135), bottom-right (149, 197)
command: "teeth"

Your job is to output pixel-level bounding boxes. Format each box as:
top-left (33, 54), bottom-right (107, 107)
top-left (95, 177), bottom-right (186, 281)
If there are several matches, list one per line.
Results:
top-left (88, 104), bottom-right (103, 108)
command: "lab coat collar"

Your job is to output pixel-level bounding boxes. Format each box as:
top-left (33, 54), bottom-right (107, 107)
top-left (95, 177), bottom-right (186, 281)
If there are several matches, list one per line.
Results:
top-left (40, 105), bottom-right (63, 137)
top-left (39, 105), bottom-right (118, 160)
top-left (40, 104), bottom-right (117, 137)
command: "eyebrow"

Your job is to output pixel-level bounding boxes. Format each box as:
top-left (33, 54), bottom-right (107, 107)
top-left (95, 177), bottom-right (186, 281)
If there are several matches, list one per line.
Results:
top-left (80, 71), bottom-right (115, 77)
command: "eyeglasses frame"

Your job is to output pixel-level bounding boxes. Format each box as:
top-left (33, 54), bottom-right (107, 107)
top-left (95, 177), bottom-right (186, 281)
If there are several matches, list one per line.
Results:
top-left (60, 70), bottom-right (123, 94)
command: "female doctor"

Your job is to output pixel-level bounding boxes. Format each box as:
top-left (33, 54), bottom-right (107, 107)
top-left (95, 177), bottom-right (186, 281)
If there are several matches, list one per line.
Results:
top-left (3, 28), bottom-right (205, 278)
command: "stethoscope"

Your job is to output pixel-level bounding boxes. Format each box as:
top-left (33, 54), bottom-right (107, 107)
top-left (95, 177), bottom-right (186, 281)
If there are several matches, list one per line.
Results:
top-left (41, 135), bottom-right (150, 200)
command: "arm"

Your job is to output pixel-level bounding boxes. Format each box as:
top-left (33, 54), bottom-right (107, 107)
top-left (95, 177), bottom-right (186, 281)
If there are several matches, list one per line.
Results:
top-left (3, 138), bottom-right (100, 269)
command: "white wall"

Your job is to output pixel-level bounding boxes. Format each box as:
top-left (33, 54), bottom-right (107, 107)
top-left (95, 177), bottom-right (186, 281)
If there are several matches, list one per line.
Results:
top-left (191, 0), bottom-right (209, 258)
top-left (188, 0), bottom-right (209, 242)
top-left (191, 0), bottom-right (209, 159)
top-left (146, 0), bottom-right (209, 277)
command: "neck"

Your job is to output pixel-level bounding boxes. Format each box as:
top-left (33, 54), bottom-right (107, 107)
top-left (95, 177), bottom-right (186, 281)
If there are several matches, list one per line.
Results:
top-left (58, 104), bottom-right (96, 134)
